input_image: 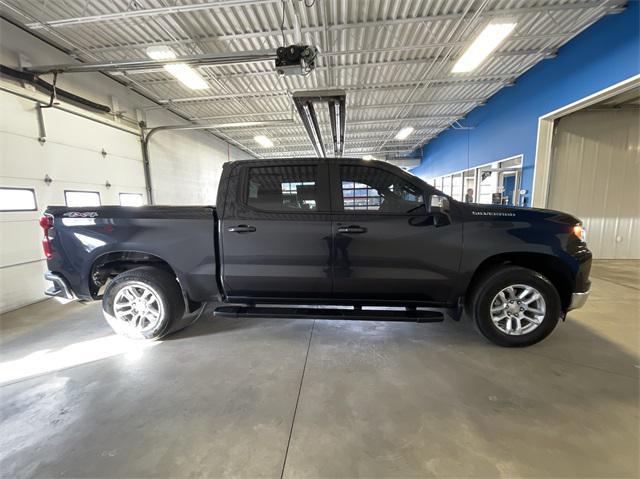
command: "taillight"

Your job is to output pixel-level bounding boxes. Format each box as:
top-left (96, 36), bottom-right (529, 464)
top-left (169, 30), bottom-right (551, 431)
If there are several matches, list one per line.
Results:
top-left (39, 214), bottom-right (54, 259)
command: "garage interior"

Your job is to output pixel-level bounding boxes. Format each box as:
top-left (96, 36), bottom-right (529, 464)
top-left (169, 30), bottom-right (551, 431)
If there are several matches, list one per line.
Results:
top-left (0, 1), bottom-right (638, 478)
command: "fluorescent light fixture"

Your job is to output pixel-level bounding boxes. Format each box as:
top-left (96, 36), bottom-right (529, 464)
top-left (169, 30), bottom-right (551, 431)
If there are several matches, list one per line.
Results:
top-left (452, 21), bottom-right (517, 73)
top-left (254, 135), bottom-right (274, 148)
top-left (146, 46), bottom-right (176, 61)
top-left (146, 46), bottom-right (209, 90)
top-left (164, 64), bottom-right (208, 90)
top-left (362, 155), bottom-right (375, 161)
top-left (328, 96), bottom-right (346, 157)
top-left (334, 103), bottom-right (341, 152)
top-left (395, 126), bottom-right (414, 140)
top-left (301, 103), bottom-right (325, 157)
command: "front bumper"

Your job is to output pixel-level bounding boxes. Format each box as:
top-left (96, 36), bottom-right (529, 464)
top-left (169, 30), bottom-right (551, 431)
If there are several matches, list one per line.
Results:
top-left (44, 271), bottom-right (77, 302)
top-left (568, 289), bottom-right (590, 310)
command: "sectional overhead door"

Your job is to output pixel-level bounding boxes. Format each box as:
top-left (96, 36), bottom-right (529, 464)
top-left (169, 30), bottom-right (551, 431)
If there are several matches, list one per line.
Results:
top-left (548, 108), bottom-right (639, 259)
top-left (0, 90), bottom-right (146, 312)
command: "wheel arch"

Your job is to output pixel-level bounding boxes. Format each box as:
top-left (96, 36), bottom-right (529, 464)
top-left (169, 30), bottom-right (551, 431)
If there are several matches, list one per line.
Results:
top-left (466, 252), bottom-right (574, 311)
top-left (91, 250), bottom-right (210, 312)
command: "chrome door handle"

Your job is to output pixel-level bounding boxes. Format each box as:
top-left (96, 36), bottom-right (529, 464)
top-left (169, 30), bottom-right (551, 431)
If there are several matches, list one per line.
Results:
top-left (337, 225), bottom-right (367, 234)
top-left (227, 225), bottom-right (256, 233)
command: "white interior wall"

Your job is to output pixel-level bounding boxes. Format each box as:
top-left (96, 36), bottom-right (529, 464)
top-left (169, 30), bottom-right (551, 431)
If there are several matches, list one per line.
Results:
top-left (146, 110), bottom-right (250, 205)
top-left (548, 108), bottom-right (639, 259)
top-left (0, 19), bottom-right (253, 313)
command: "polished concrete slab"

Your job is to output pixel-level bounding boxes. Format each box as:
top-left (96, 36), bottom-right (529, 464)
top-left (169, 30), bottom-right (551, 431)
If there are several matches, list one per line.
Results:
top-left (1, 261), bottom-right (638, 478)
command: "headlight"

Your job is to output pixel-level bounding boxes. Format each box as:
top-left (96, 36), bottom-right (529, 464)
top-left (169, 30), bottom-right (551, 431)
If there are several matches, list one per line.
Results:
top-left (573, 224), bottom-right (587, 242)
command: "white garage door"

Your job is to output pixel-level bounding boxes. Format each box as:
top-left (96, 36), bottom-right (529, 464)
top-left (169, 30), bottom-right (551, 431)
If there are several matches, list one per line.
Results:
top-left (548, 108), bottom-right (639, 259)
top-left (0, 91), bottom-right (146, 313)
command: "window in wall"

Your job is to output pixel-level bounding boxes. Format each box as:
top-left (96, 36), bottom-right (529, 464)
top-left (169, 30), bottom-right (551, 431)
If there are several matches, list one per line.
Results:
top-left (497, 156), bottom-right (523, 205)
top-left (340, 165), bottom-right (424, 213)
top-left (65, 190), bottom-right (101, 207)
top-left (463, 170), bottom-right (476, 203)
top-left (476, 157), bottom-right (523, 205)
top-left (247, 165), bottom-right (319, 211)
top-left (451, 173), bottom-right (463, 201)
top-left (0, 187), bottom-right (37, 211)
top-left (477, 165), bottom-right (499, 204)
top-left (431, 156), bottom-right (523, 205)
top-left (441, 175), bottom-right (452, 196)
top-left (119, 193), bottom-right (144, 206)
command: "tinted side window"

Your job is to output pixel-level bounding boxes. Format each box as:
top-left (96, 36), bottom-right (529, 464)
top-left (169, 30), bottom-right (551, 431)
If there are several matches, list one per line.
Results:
top-left (247, 165), bottom-right (319, 212)
top-left (340, 165), bottom-right (424, 214)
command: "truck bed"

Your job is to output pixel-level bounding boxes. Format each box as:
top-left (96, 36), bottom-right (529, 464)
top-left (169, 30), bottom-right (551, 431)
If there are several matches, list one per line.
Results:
top-left (44, 205), bottom-right (219, 302)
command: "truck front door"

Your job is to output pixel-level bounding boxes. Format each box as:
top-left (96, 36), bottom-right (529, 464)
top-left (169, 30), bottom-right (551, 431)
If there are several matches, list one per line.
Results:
top-left (220, 162), bottom-right (333, 300)
top-left (330, 162), bottom-right (462, 304)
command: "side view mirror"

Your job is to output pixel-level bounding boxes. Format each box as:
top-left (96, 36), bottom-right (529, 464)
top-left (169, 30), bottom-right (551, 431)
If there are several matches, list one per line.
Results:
top-left (429, 195), bottom-right (450, 214)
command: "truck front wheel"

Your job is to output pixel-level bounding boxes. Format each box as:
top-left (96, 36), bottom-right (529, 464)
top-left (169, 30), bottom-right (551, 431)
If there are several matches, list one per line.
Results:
top-left (470, 266), bottom-right (561, 347)
top-left (102, 266), bottom-right (185, 340)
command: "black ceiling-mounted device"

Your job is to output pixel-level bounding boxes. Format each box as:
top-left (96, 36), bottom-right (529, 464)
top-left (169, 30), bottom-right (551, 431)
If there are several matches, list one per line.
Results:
top-left (275, 45), bottom-right (318, 76)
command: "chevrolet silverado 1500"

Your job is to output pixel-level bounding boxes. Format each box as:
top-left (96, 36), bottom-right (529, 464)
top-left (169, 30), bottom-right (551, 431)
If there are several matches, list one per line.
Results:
top-left (41, 158), bottom-right (591, 346)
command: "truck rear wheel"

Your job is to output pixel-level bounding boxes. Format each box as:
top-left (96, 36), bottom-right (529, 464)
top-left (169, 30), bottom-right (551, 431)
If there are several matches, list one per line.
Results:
top-left (102, 266), bottom-right (185, 340)
top-left (470, 266), bottom-right (561, 347)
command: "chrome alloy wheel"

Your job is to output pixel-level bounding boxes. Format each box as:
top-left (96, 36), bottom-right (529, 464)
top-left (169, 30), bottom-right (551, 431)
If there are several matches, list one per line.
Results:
top-left (490, 284), bottom-right (546, 336)
top-left (113, 282), bottom-right (164, 332)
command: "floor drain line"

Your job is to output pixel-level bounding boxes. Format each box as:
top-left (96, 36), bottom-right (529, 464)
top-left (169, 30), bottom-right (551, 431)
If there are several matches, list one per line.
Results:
top-left (280, 319), bottom-right (316, 479)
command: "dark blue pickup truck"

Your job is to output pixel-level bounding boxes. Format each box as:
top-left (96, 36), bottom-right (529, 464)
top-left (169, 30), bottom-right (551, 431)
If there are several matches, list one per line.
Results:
top-left (41, 158), bottom-right (591, 346)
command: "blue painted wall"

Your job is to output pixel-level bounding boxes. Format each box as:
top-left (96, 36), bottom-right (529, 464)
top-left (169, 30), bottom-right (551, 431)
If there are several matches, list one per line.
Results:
top-left (411, 1), bottom-right (640, 206)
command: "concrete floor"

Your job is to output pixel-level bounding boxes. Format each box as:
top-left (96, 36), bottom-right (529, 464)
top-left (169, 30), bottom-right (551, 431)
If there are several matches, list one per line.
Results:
top-left (1, 261), bottom-right (638, 478)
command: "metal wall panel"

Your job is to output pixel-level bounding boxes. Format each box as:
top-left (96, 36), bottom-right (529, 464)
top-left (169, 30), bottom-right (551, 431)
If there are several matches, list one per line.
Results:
top-left (548, 108), bottom-right (639, 259)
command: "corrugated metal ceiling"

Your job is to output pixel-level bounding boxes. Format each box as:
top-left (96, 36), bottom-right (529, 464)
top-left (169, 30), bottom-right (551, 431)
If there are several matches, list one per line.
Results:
top-left (0, 0), bottom-right (627, 159)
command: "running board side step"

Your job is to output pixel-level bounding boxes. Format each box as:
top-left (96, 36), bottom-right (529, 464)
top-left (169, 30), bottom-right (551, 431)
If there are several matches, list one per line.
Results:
top-left (214, 306), bottom-right (445, 322)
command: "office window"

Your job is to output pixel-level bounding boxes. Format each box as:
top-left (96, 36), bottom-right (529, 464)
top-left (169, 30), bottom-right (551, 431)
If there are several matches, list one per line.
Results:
top-left (451, 173), bottom-right (463, 201)
top-left (0, 187), bottom-right (37, 211)
top-left (247, 165), bottom-right (319, 211)
top-left (119, 193), bottom-right (144, 206)
top-left (441, 175), bottom-right (452, 196)
top-left (432, 156), bottom-right (523, 205)
top-left (340, 165), bottom-right (424, 213)
top-left (463, 170), bottom-right (476, 203)
top-left (65, 190), bottom-right (101, 207)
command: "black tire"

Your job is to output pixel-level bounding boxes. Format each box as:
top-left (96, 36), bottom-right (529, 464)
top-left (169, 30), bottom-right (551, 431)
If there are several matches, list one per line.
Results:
top-left (469, 265), bottom-right (561, 347)
top-left (102, 266), bottom-right (185, 340)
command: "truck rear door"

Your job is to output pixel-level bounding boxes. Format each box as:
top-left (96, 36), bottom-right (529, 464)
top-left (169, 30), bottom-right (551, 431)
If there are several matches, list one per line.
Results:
top-left (220, 161), bottom-right (332, 300)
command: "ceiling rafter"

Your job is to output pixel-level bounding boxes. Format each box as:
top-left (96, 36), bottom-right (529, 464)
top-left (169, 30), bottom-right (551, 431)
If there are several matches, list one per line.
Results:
top-left (113, 46), bottom-right (554, 79)
top-left (233, 128), bottom-right (443, 143)
top-left (187, 98), bottom-right (486, 120)
top-left (25, 1), bottom-right (615, 30)
top-left (80, 31), bottom-right (566, 55)
top-left (220, 115), bottom-right (458, 132)
top-left (253, 138), bottom-right (422, 148)
top-left (155, 76), bottom-right (513, 103)
top-left (129, 63), bottom-right (517, 87)
top-left (24, 0), bottom-right (280, 29)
